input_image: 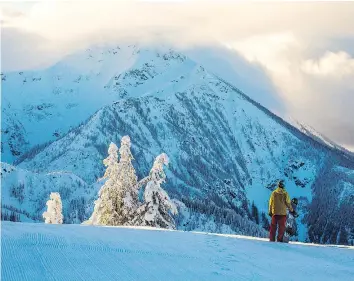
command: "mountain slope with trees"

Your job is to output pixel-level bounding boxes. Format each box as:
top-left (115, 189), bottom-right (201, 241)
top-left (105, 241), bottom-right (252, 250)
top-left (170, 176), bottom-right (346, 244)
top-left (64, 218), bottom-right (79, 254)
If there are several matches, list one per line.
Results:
top-left (1, 45), bottom-right (354, 244)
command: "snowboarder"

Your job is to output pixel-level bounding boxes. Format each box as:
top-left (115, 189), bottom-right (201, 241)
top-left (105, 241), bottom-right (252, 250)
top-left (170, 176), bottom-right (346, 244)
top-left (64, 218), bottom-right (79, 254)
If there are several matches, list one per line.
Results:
top-left (268, 180), bottom-right (295, 242)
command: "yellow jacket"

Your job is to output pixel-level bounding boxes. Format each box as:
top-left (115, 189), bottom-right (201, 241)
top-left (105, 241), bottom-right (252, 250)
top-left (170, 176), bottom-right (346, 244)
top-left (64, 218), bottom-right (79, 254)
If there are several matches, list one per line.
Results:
top-left (269, 187), bottom-right (293, 216)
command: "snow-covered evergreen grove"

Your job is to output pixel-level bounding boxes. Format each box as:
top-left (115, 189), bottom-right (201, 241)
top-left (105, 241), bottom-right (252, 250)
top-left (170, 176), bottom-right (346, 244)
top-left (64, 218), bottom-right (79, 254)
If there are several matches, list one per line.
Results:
top-left (85, 136), bottom-right (176, 229)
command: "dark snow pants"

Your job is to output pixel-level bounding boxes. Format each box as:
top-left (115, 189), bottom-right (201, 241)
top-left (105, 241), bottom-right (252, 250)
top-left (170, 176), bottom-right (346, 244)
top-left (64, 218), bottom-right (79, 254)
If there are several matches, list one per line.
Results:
top-left (269, 215), bottom-right (287, 242)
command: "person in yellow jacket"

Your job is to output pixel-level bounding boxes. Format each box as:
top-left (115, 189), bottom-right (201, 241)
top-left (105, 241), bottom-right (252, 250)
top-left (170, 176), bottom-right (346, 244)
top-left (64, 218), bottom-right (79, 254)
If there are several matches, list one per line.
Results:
top-left (268, 180), bottom-right (294, 242)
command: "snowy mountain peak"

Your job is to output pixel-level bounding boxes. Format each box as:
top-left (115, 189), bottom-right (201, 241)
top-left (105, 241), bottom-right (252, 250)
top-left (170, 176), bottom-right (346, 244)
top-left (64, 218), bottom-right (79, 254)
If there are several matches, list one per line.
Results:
top-left (1, 44), bottom-right (192, 163)
top-left (2, 44), bottom-right (354, 245)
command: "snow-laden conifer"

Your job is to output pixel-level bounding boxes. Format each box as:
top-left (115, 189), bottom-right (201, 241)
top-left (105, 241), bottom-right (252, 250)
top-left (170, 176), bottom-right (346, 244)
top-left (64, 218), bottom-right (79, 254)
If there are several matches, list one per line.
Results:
top-left (86, 137), bottom-right (138, 225)
top-left (132, 153), bottom-right (178, 229)
top-left (118, 136), bottom-right (138, 222)
top-left (43, 192), bottom-right (63, 224)
top-left (86, 142), bottom-right (120, 225)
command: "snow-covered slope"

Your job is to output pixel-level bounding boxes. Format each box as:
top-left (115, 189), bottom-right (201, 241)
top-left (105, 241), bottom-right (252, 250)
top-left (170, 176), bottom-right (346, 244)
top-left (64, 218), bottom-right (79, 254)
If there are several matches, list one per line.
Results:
top-left (288, 118), bottom-right (354, 158)
top-left (2, 222), bottom-right (354, 281)
top-left (2, 44), bottom-right (354, 244)
top-left (0, 163), bottom-right (95, 223)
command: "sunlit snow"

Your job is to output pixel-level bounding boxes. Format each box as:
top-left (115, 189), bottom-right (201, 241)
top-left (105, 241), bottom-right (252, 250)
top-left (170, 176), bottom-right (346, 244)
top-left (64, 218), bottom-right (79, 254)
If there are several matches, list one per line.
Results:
top-left (2, 222), bottom-right (353, 281)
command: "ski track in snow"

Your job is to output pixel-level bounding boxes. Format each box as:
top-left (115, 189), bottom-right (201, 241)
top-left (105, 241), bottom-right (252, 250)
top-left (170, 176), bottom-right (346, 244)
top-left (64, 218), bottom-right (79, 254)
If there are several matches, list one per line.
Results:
top-left (1, 222), bottom-right (354, 281)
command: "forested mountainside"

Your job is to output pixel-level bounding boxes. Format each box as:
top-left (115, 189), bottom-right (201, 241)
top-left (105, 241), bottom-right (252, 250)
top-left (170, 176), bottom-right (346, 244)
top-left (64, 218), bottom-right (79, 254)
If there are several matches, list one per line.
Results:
top-left (2, 45), bottom-right (354, 244)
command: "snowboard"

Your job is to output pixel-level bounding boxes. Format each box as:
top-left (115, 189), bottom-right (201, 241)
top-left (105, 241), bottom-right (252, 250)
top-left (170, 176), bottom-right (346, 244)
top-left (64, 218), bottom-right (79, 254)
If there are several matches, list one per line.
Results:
top-left (282, 210), bottom-right (299, 243)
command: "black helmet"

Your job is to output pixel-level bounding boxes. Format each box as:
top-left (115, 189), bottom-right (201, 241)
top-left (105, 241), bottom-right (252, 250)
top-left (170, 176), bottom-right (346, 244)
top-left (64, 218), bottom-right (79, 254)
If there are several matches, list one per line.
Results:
top-left (292, 198), bottom-right (298, 205)
top-left (278, 180), bottom-right (285, 188)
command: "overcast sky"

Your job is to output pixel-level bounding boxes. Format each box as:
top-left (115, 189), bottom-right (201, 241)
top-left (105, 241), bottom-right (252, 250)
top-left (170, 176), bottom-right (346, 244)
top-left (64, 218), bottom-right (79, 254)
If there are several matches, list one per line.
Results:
top-left (1, 1), bottom-right (354, 151)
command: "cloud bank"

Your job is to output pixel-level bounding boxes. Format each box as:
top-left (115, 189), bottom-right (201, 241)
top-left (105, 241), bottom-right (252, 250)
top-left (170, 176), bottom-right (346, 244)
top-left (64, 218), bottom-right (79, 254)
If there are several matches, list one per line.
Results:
top-left (1, 1), bottom-right (354, 151)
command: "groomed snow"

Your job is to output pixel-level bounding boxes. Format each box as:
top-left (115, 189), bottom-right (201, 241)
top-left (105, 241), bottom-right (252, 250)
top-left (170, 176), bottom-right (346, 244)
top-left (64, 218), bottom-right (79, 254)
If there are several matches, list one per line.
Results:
top-left (2, 222), bottom-right (353, 281)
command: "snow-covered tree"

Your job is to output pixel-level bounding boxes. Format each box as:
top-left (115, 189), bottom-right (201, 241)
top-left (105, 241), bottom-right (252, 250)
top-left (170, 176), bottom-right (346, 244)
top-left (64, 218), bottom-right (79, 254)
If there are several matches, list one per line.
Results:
top-left (86, 142), bottom-right (120, 225)
top-left (132, 153), bottom-right (178, 229)
top-left (86, 137), bottom-right (138, 226)
top-left (43, 192), bottom-right (63, 224)
top-left (118, 136), bottom-right (138, 222)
